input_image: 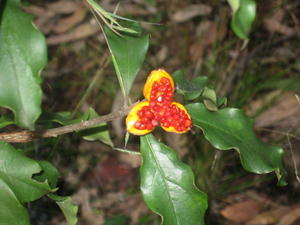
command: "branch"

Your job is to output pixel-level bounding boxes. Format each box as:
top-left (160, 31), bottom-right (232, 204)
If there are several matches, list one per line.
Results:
top-left (0, 103), bottom-right (136, 143)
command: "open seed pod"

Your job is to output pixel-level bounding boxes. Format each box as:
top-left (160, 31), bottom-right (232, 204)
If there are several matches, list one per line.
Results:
top-left (143, 69), bottom-right (175, 105)
top-left (159, 102), bottom-right (192, 133)
top-left (126, 101), bottom-right (158, 135)
top-left (126, 69), bottom-right (192, 135)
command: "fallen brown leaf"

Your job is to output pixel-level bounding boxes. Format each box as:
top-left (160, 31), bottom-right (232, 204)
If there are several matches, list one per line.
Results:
top-left (221, 199), bottom-right (263, 223)
top-left (246, 206), bottom-right (290, 225)
top-left (277, 205), bottom-right (300, 225)
top-left (264, 9), bottom-right (295, 35)
top-left (52, 5), bottom-right (87, 34)
top-left (172, 4), bottom-right (212, 23)
top-left (47, 0), bottom-right (81, 14)
top-left (189, 21), bottom-right (217, 62)
top-left (47, 22), bottom-right (100, 45)
top-left (254, 92), bottom-right (300, 128)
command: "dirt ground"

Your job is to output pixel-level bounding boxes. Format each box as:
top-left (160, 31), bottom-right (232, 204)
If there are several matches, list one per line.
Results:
top-left (23, 0), bottom-right (300, 224)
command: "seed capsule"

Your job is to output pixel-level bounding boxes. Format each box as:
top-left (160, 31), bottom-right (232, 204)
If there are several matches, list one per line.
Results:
top-left (126, 69), bottom-right (192, 135)
top-left (143, 69), bottom-right (175, 102)
top-left (126, 102), bottom-right (156, 135)
top-left (160, 102), bottom-right (192, 133)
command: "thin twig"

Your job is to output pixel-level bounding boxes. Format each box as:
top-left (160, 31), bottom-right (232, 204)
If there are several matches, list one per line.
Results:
top-left (0, 103), bottom-right (136, 143)
top-left (287, 135), bottom-right (300, 183)
top-left (291, 94), bottom-right (300, 183)
top-left (113, 147), bottom-right (141, 155)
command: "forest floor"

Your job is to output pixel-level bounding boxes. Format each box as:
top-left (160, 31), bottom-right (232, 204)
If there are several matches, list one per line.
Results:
top-left (23, 0), bottom-right (300, 224)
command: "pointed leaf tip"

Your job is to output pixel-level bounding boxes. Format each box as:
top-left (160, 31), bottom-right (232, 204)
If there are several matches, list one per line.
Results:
top-left (186, 103), bottom-right (287, 185)
top-left (140, 134), bottom-right (208, 225)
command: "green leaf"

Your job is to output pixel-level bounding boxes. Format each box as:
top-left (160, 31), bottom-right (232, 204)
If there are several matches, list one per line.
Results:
top-left (103, 215), bottom-right (129, 225)
top-left (0, 180), bottom-right (30, 225)
top-left (228, 0), bottom-right (239, 12)
top-left (0, 0), bottom-right (47, 129)
top-left (0, 142), bottom-right (57, 203)
top-left (0, 114), bottom-right (14, 128)
top-left (258, 77), bottom-right (300, 92)
top-left (105, 25), bottom-right (149, 98)
top-left (140, 134), bottom-right (208, 225)
top-left (39, 109), bottom-right (113, 146)
top-left (0, 142), bottom-right (58, 225)
top-left (79, 108), bottom-right (113, 146)
top-left (228, 0), bottom-right (256, 39)
top-left (86, 0), bottom-right (138, 34)
top-left (186, 103), bottom-right (287, 185)
top-left (202, 87), bottom-right (218, 111)
top-left (48, 194), bottom-right (78, 225)
top-left (38, 111), bottom-right (74, 126)
top-left (173, 70), bottom-right (208, 100)
top-left (34, 160), bottom-right (60, 189)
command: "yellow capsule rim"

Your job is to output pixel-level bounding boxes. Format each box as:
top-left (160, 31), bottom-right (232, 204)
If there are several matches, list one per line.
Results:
top-left (160, 102), bottom-right (192, 134)
top-left (143, 69), bottom-right (175, 101)
top-left (126, 101), bottom-right (154, 135)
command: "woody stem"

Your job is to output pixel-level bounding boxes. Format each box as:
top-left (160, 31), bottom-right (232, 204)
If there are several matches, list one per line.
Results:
top-left (0, 103), bottom-right (136, 143)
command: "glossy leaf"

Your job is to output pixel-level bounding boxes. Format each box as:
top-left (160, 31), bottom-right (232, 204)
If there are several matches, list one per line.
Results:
top-left (0, 182), bottom-right (30, 225)
top-left (228, 0), bottom-right (256, 39)
top-left (105, 26), bottom-right (149, 98)
top-left (173, 70), bottom-right (208, 100)
top-left (140, 134), bottom-right (208, 225)
top-left (48, 194), bottom-right (78, 225)
top-left (39, 109), bottom-right (113, 146)
top-left (34, 161), bottom-right (60, 189)
top-left (186, 103), bottom-right (287, 185)
top-left (38, 111), bottom-right (75, 126)
top-left (0, 142), bottom-right (58, 225)
top-left (0, 0), bottom-right (47, 129)
top-left (78, 108), bottom-right (113, 146)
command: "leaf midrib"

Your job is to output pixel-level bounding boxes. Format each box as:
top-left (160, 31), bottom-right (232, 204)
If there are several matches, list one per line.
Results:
top-left (145, 136), bottom-right (180, 225)
top-left (193, 116), bottom-right (244, 144)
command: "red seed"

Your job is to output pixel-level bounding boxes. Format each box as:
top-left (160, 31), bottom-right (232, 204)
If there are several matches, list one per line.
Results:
top-left (146, 123), bottom-right (154, 130)
top-left (162, 121), bottom-right (170, 127)
top-left (157, 109), bottom-right (166, 118)
top-left (166, 116), bottom-right (173, 122)
top-left (150, 101), bottom-right (156, 107)
top-left (141, 117), bottom-right (149, 123)
top-left (152, 105), bottom-right (161, 112)
top-left (137, 110), bottom-right (143, 117)
top-left (134, 121), bottom-right (142, 129)
top-left (167, 92), bottom-right (173, 97)
top-left (152, 120), bottom-right (159, 126)
top-left (174, 121), bottom-right (180, 128)
top-left (153, 82), bottom-right (159, 89)
top-left (144, 110), bottom-right (154, 119)
top-left (165, 111), bottom-right (171, 117)
top-left (172, 114), bottom-right (178, 119)
top-left (184, 119), bottom-right (192, 127)
top-left (177, 127), bottom-right (184, 132)
top-left (160, 86), bottom-right (167, 92)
